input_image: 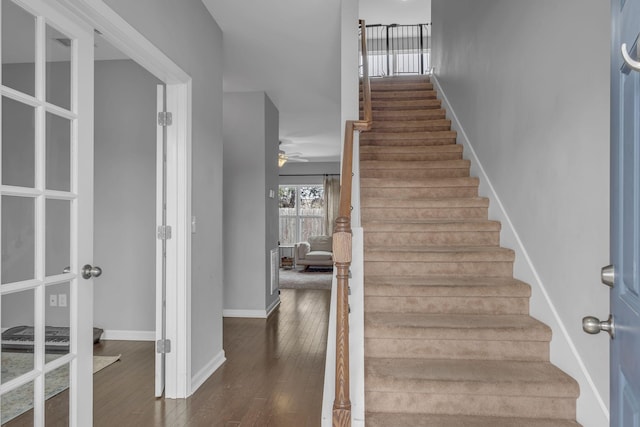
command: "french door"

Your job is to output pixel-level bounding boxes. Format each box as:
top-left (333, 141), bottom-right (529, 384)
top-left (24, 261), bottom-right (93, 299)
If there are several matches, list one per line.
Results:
top-left (610, 0), bottom-right (640, 424)
top-left (0, 0), bottom-right (94, 425)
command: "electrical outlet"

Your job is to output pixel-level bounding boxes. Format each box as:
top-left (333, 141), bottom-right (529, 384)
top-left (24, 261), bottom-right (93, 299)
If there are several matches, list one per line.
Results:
top-left (58, 294), bottom-right (67, 307)
top-left (49, 294), bottom-right (57, 307)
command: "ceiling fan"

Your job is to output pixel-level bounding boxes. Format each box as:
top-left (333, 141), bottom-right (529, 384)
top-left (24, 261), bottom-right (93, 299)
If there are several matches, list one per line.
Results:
top-left (278, 140), bottom-right (309, 167)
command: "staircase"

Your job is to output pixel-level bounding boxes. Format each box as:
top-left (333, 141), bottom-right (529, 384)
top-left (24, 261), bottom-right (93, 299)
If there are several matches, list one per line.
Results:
top-left (359, 76), bottom-right (581, 426)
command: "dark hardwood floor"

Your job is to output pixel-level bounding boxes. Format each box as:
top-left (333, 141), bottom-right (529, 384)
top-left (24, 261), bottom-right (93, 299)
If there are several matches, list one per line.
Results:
top-left (4, 289), bottom-right (330, 426)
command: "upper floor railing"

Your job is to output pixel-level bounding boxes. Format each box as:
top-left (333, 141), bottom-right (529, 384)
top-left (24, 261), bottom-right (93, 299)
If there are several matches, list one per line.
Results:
top-left (361, 23), bottom-right (431, 77)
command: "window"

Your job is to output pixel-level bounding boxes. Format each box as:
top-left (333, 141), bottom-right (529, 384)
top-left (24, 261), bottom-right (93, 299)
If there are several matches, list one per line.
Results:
top-left (279, 185), bottom-right (325, 245)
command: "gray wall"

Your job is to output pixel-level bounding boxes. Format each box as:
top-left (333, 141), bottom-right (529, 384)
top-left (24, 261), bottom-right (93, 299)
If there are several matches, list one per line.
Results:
top-left (264, 96), bottom-right (280, 311)
top-left (1, 59), bottom-right (160, 334)
top-left (103, 0), bottom-right (225, 379)
top-left (279, 162), bottom-right (341, 186)
top-left (432, 1), bottom-right (610, 425)
top-left (223, 92), bottom-right (279, 315)
top-left (94, 59), bottom-right (160, 334)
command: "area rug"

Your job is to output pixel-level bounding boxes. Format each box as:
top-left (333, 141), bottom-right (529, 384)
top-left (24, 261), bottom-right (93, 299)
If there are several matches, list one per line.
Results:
top-left (279, 268), bottom-right (333, 290)
top-left (1, 353), bottom-right (121, 424)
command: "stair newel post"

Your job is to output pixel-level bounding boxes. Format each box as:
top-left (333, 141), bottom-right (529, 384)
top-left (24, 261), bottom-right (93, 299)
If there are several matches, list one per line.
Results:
top-left (332, 216), bottom-right (352, 427)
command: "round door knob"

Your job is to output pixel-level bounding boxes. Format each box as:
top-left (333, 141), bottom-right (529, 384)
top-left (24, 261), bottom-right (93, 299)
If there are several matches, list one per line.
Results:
top-left (81, 264), bottom-right (102, 280)
top-left (582, 314), bottom-right (614, 339)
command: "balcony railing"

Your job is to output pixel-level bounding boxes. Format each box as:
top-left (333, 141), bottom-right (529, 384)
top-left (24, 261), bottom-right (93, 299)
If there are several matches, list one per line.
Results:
top-left (360, 23), bottom-right (431, 77)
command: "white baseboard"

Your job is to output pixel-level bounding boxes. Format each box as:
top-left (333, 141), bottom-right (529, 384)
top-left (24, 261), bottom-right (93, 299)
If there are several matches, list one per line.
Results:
top-left (266, 297), bottom-right (281, 318)
top-left (431, 74), bottom-right (609, 425)
top-left (223, 298), bottom-right (280, 319)
top-left (223, 309), bottom-right (267, 319)
top-left (101, 329), bottom-right (155, 341)
top-left (190, 349), bottom-right (226, 395)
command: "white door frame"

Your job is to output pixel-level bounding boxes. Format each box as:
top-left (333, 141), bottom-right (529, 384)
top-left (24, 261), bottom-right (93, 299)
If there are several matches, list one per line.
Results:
top-left (55, 0), bottom-right (193, 398)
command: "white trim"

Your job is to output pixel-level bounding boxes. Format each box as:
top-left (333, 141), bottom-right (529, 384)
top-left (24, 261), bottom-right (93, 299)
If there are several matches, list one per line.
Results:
top-left (54, 0), bottom-right (193, 401)
top-left (431, 74), bottom-right (609, 423)
top-left (167, 82), bottom-right (192, 399)
top-left (54, 0), bottom-right (189, 84)
top-left (101, 330), bottom-right (156, 341)
top-left (223, 309), bottom-right (269, 319)
top-left (154, 85), bottom-right (165, 398)
top-left (321, 273), bottom-right (337, 427)
top-left (350, 228), bottom-right (365, 426)
top-left (190, 350), bottom-right (226, 395)
top-left (223, 296), bottom-right (281, 319)
top-left (266, 297), bottom-right (281, 317)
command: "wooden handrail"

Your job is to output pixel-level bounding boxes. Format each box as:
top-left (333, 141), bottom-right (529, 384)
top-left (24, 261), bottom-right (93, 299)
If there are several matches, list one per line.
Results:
top-left (332, 19), bottom-right (372, 427)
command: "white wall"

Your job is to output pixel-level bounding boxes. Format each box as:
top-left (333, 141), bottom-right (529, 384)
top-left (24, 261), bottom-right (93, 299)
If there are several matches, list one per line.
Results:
top-left (223, 92), bottom-right (280, 317)
top-left (432, 1), bottom-right (610, 425)
top-left (103, 0), bottom-right (225, 380)
top-left (359, 0), bottom-right (431, 25)
top-left (94, 59), bottom-right (160, 337)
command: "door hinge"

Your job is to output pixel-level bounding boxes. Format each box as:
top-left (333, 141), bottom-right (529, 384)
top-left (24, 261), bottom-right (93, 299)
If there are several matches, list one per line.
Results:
top-left (156, 339), bottom-right (171, 354)
top-left (157, 225), bottom-right (172, 240)
top-left (158, 112), bottom-right (173, 126)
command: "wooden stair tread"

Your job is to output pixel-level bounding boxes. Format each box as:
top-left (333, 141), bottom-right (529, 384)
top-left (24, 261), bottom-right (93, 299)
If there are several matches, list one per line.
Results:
top-left (362, 197), bottom-right (489, 207)
top-left (363, 219), bottom-right (501, 231)
top-left (371, 110), bottom-right (447, 121)
top-left (365, 89), bottom-right (438, 100)
top-left (361, 159), bottom-right (470, 169)
top-left (365, 358), bottom-right (579, 397)
top-left (360, 144), bottom-right (462, 153)
top-left (365, 245), bottom-right (514, 257)
top-left (371, 98), bottom-right (442, 108)
top-left (370, 119), bottom-right (451, 131)
top-left (360, 134), bottom-right (457, 146)
top-left (361, 130), bottom-right (457, 139)
top-left (365, 276), bottom-right (530, 297)
top-left (361, 177), bottom-right (479, 188)
top-left (364, 313), bottom-right (551, 341)
top-left (365, 413), bottom-right (582, 427)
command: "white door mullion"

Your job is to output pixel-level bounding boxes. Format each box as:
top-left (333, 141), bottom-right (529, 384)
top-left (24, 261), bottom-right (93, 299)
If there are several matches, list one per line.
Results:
top-left (33, 13), bottom-right (47, 427)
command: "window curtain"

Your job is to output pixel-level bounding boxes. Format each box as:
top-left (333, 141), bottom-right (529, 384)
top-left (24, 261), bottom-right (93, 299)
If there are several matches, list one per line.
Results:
top-left (324, 175), bottom-right (340, 236)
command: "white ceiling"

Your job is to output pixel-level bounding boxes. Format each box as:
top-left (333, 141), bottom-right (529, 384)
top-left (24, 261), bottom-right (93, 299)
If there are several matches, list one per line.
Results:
top-left (201, 0), bottom-right (430, 162)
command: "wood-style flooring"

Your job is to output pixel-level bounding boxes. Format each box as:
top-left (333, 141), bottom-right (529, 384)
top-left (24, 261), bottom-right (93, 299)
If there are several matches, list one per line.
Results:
top-left (4, 288), bottom-right (330, 427)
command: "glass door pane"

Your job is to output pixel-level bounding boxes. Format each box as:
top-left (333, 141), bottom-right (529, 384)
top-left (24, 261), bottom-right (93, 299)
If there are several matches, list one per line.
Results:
top-left (45, 24), bottom-right (71, 110)
top-left (1, 0), bottom-right (35, 96)
top-left (45, 199), bottom-right (70, 276)
top-left (45, 113), bottom-right (71, 192)
top-left (1, 289), bottom-right (35, 381)
top-left (44, 363), bottom-right (70, 424)
top-left (1, 195), bottom-right (35, 284)
top-left (1, 380), bottom-right (36, 424)
top-left (2, 97), bottom-right (35, 188)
